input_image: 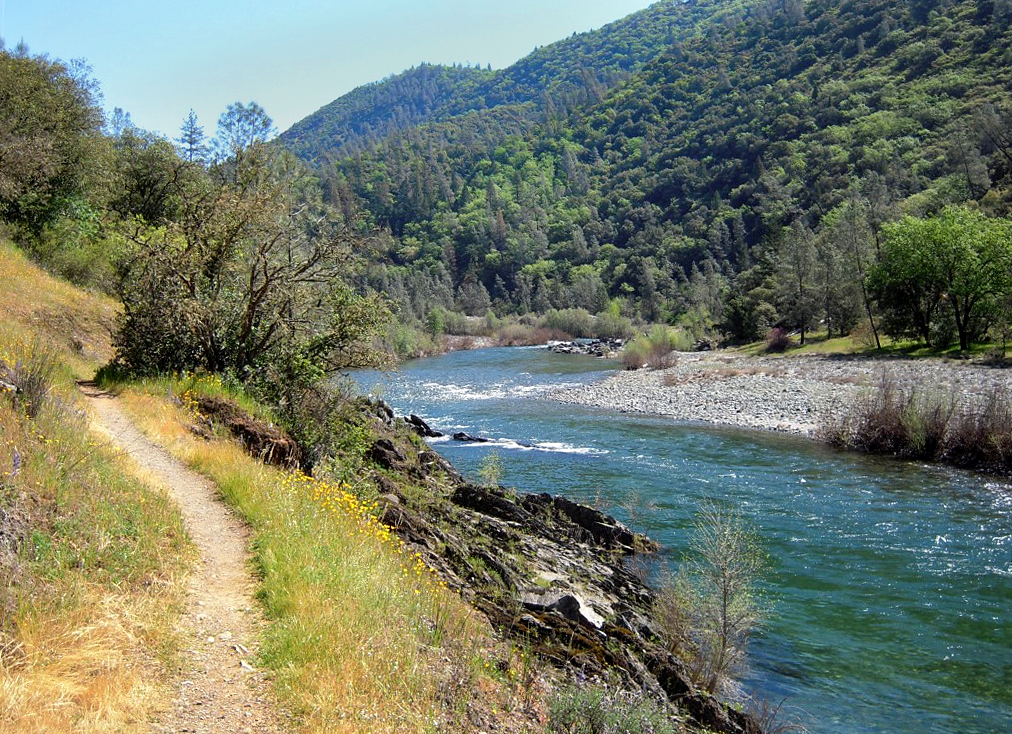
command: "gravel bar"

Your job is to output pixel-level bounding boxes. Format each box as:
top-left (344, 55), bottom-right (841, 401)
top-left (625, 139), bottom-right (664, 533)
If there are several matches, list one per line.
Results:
top-left (549, 352), bottom-right (1012, 437)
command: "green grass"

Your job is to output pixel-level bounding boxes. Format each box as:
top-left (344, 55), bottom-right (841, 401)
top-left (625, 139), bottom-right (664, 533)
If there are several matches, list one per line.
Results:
top-left (731, 327), bottom-right (1009, 360)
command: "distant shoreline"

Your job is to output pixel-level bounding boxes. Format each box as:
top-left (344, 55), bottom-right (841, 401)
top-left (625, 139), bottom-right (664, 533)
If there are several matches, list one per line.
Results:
top-left (549, 351), bottom-right (1012, 439)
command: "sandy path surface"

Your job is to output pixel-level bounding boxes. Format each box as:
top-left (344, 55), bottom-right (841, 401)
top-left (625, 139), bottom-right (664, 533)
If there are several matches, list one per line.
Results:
top-left (80, 382), bottom-right (286, 734)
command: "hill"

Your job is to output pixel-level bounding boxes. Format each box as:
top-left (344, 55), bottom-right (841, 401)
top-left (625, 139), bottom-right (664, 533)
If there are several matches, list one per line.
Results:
top-left (279, 0), bottom-right (720, 161)
top-left (281, 0), bottom-right (1012, 349)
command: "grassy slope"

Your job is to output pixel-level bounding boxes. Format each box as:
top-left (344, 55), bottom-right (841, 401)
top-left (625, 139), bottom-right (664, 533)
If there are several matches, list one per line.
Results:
top-left (111, 374), bottom-right (549, 733)
top-left (2, 238), bottom-right (555, 732)
top-left (0, 242), bottom-right (191, 733)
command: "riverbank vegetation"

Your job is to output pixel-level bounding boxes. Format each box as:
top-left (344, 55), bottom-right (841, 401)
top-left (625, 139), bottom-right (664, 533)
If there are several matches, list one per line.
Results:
top-left (654, 502), bottom-right (767, 698)
top-left (821, 378), bottom-right (1012, 476)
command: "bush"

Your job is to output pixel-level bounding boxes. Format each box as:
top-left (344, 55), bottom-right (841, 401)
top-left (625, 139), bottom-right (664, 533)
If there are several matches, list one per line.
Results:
top-left (654, 501), bottom-right (766, 696)
top-left (592, 311), bottom-right (635, 340)
top-left (765, 327), bottom-right (793, 353)
top-left (621, 325), bottom-right (680, 370)
top-left (494, 324), bottom-right (571, 346)
top-left (540, 309), bottom-right (594, 338)
top-left (0, 340), bottom-right (59, 419)
top-left (548, 684), bottom-right (679, 734)
top-left (822, 379), bottom-right (1012, 475)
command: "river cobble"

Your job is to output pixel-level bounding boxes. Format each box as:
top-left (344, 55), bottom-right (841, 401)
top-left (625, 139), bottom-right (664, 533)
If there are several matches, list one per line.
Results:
top-left (549, 352), bottom-right (1012, 437)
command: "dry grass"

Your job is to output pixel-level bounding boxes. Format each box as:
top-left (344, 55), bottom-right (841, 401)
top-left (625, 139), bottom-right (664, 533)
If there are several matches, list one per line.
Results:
top-left (117, 384), bottom-right (547, 733)
top-left (0, 242), bottom-right (191, 734)
top-left (0, 590), bottom-right (183, 734)
top-left (0, 243), bottom-right (118, 377)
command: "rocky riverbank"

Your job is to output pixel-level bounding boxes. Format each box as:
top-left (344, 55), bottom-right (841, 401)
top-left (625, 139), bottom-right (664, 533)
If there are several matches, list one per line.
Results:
top-left (353, 396), bottom-right (761, 734)
top-left (549, 351), bottom-right (1012, 437)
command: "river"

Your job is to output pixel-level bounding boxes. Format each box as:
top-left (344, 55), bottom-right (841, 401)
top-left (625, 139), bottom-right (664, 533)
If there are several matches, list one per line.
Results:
top-left (354, 346), bottom-right (1012, 734)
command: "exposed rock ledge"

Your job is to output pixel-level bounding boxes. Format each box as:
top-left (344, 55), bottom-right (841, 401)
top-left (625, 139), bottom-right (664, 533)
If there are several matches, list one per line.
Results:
top-left (354, 396), bottom-right (761, 734)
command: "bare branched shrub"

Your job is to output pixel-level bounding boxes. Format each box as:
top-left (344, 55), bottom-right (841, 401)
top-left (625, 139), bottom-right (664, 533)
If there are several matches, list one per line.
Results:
top-left (690, 501), bottom-right (766, 694)
top-left (654, 501), bottom-right (766, 696)
top-left (1, 342), bottom-right (59, 419)
top-left (653, 569), bottom-right (694, 659)
top-left (749, 697), bottom-right (810, 734)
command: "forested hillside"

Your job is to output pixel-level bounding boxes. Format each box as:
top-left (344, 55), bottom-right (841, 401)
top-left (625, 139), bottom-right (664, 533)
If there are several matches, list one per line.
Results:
top-left (280, 1), bottom-right (723, 160)
top-left (285, 0), bottom-right (1012, 350)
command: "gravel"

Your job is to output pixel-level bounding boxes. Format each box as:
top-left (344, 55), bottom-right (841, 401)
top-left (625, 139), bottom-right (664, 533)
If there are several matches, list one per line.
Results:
top-left (549, 352), bottom-right (1012, 437)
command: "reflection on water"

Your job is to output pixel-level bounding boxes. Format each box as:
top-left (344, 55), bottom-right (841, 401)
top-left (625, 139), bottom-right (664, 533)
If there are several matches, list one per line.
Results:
top-left (354, 347), bottom-right (1012, 734)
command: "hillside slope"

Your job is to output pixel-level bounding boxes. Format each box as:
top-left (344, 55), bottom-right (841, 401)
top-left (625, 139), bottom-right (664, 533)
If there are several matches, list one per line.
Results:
top-left (279, 0), bottom-right (724, 160)
top-left (281, 0), bottom-right (1012, 338)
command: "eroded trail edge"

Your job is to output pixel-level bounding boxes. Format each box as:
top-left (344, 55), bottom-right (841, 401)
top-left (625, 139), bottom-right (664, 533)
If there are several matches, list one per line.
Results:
top-left (80, 382), bottom-right (285, 734)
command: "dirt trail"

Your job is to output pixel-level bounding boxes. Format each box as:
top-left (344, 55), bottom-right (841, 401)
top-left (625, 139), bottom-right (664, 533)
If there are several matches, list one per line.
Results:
top-left (80, 382), bottom-right (286, 734)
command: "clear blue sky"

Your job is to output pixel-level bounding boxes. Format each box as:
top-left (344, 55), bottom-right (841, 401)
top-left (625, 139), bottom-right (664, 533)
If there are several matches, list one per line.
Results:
top-left (5, 0), bottom-right (651, 139)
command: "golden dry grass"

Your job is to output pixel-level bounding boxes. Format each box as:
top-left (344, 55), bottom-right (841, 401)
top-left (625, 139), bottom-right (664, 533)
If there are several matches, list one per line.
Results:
top-left (0, 242), bottom-right (118, 377)
top-left (0, 244), bottom-right (191, 734)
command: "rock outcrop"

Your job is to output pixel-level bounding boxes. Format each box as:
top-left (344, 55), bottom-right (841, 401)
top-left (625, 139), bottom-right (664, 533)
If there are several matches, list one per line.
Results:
top-left (362, 408), bottom-right (760, 734)
top-left (192, 395), bottom-right (302, 467)
top-left (547, 338), bottom-right (625, 358)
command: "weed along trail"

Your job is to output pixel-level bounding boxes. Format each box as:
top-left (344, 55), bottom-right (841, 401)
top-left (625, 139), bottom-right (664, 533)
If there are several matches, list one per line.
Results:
top-left (79, 382), bottom-right (286, 734)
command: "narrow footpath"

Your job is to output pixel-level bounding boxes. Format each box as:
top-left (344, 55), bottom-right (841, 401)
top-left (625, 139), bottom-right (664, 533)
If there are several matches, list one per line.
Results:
top-left (80, 382), bottom-right (286, 734)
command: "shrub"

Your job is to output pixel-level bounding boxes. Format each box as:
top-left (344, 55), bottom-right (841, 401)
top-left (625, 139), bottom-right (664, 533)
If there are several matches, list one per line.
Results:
top-left (0, 340), bottom-right (59, 419)
top-left (621, 325), bottom-right (680, 370)
top-left (593, 311), bottom-right (635, 340)
top-left (821, 379), bottom-right (1012, 475)
top-left (765, 327), bottom-right (793, 353)
top-left (478, 450), bottom-right (505, 488)
top-left (541, 309), bottom-right (595, 338)
top-left (939, 389), bottom-right (1012, 473)
top-left (495, 324), bottom-right (571, 346)
top-left (654, 501), bottom-right (766, 696)
top-left (548, 683), bottom-right (679, 734)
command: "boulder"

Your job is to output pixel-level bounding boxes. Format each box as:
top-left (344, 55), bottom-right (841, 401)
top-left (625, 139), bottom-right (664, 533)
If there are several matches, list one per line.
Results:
top-left (405, 413), bottom-right (443, 437)
top-left (368, 438), bottom-right (406, 469)
top-left (521, 591), bottom-right (606, 629)
top-left (452, 432), bottom-right (489, 443)
top-left (193, 395), bottom-right (301, 467)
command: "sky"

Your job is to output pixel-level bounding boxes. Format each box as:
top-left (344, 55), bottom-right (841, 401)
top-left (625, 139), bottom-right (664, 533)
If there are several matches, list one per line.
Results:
top-left (5, 0), bottom-right (652, 140)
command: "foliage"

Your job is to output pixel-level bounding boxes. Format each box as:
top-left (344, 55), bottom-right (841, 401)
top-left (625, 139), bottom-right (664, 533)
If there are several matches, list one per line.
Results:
top-left (478, 450), bottom-right (505, 488)
top-left (547, 683), bottom-right (679, 734)
top-left (113, 110), bottom-right (391, 383)
top-left (621, 324), bottom-right (682, 370)
top-left (0, 42), bottom-right (103, 234)
top-left (869, 206), bottom-right (1012, 350)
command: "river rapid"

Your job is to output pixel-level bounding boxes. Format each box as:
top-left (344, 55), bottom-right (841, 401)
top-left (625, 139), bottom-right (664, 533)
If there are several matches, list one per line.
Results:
top-left (354, 346), bottom-right (1012, 734)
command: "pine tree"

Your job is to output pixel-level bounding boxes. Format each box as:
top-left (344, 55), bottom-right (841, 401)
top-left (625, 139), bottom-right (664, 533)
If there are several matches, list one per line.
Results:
top-left (176, 109), bottom-right (208, 164)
